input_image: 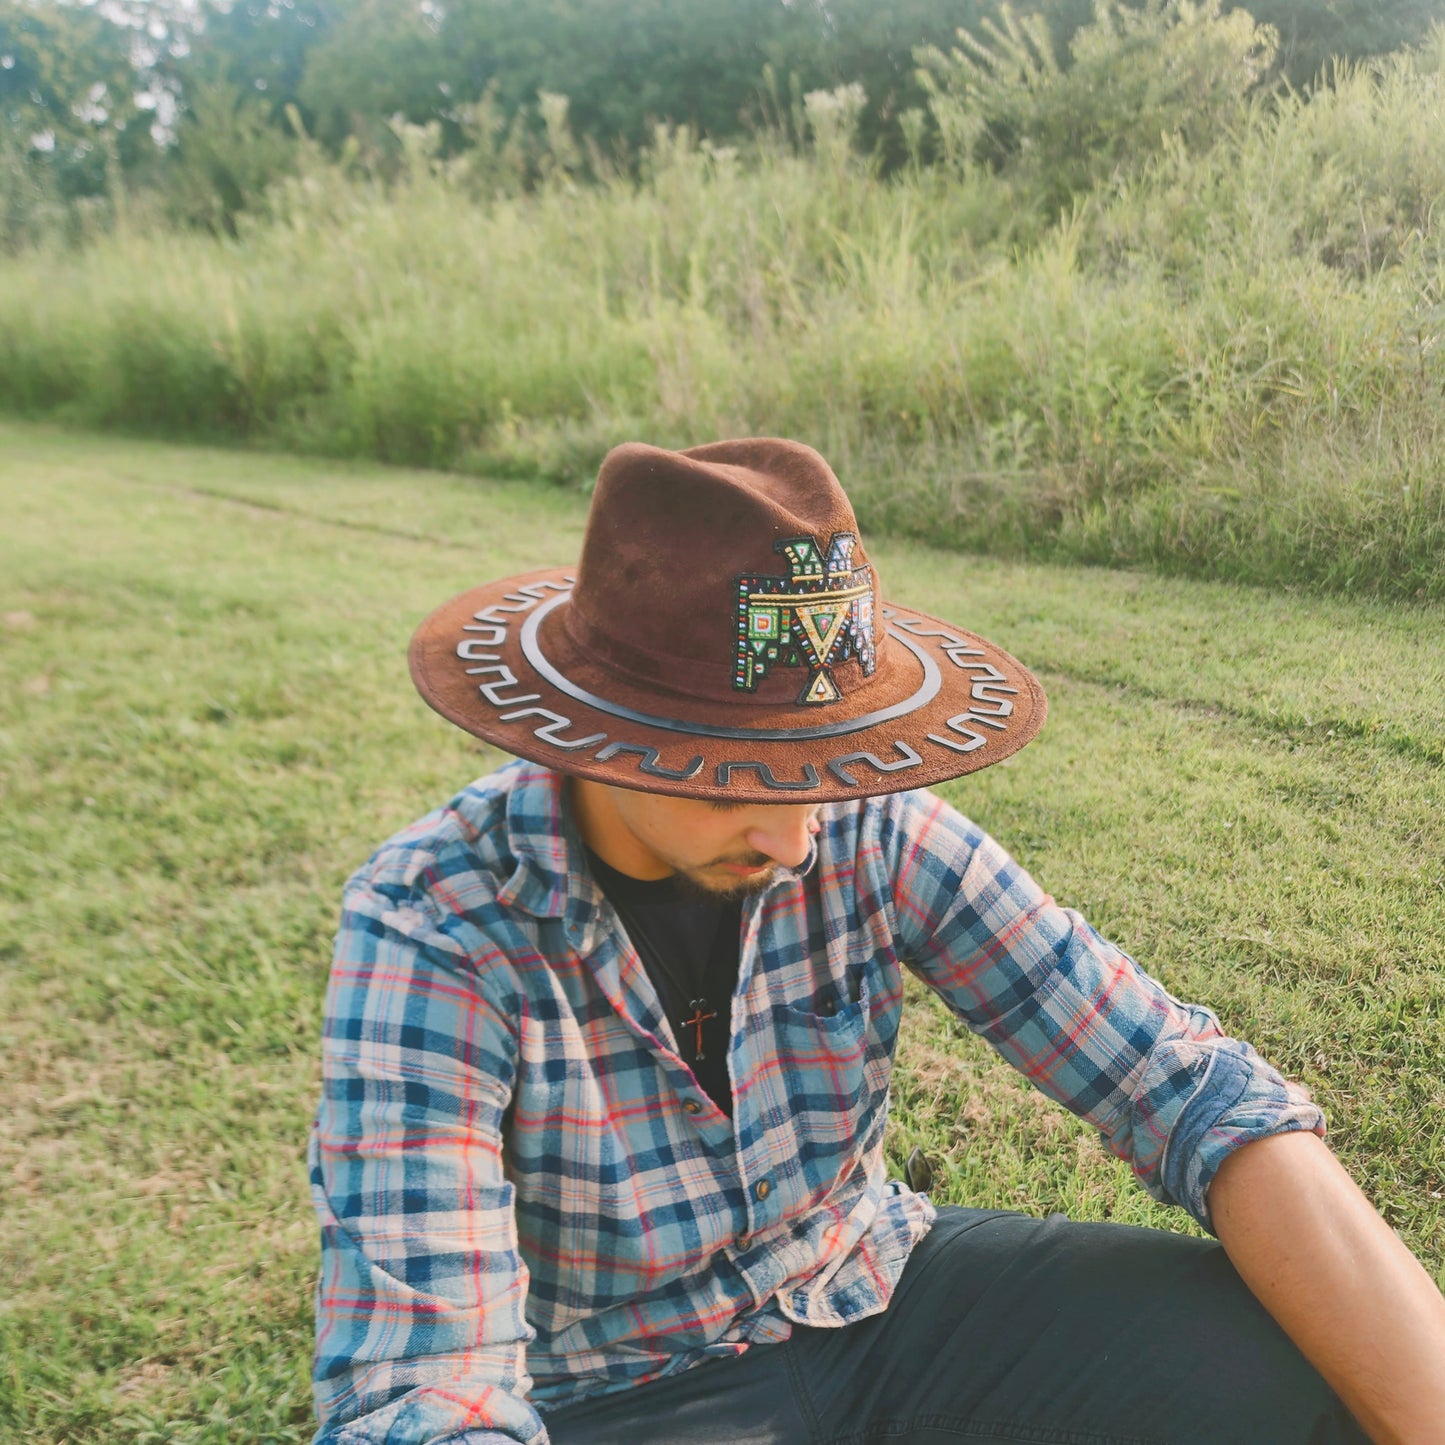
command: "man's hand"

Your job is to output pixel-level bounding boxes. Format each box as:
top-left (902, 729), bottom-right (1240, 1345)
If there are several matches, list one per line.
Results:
top-left (1209, 1130), bottom-right (1445, 1445)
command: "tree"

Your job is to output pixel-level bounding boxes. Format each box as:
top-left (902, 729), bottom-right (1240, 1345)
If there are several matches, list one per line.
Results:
top-left (298, 0), bottom-right (448, 148)
top-left (162, 74), bottom-right (297, 231)
top-left (0, 0), bottom-right (142, 197)
top-left (172, 0), bottom-right (341, 132)
top-left (1230, 0), bottom-right (1445, 85)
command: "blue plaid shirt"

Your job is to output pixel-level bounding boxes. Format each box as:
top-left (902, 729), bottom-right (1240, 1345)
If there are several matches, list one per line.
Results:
top-left (310, 761), bottom-right (1323, 1444)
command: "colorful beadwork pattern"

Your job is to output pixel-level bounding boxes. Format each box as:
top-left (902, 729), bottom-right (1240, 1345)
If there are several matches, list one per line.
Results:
top-left (733, 534), bottom-right (876, 705)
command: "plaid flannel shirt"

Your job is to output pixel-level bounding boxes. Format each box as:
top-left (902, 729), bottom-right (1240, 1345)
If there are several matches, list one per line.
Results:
top-left (310, 760), bottom-right (1323, 1445)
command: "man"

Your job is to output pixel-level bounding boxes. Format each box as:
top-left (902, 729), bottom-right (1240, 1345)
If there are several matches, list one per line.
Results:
top-left (311, 439), bottom-right (1445, 1444)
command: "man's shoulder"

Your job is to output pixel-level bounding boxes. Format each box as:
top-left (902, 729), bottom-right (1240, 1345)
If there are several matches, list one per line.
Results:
top-left (343, 757), bottom-right (565, 917)
top-left (831, 785), bottom-right (979, 850)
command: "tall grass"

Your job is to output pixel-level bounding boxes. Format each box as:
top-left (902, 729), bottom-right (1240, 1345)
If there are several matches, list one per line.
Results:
top-left (1, 28), bottom-right (1443, 597)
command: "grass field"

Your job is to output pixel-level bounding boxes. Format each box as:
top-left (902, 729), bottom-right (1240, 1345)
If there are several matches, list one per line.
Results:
top-left (1, 421), bottom-right (1442, 1442)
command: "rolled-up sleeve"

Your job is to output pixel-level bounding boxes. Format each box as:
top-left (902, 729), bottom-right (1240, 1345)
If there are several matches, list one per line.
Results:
top-left (881, 789), bottom-right (1324, 1231)
top-left (310, 874), bottom-right (546, 1445)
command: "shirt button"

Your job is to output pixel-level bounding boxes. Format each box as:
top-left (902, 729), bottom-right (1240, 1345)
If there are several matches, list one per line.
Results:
top-left (682, 1099), bottom-right (702, 1115)
top-left (736, 1234), bottom-right (751, 1250)
top-left (754, 1179), bottom-right (772, 1201)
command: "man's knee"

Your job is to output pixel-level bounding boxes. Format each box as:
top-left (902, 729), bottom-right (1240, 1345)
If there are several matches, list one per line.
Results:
top-left (869, 1209), bottom-right (1364, 1443)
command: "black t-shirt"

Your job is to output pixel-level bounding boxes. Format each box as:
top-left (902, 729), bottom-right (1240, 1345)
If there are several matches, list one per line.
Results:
top-left (585, 849), bottom-right (741, 1116)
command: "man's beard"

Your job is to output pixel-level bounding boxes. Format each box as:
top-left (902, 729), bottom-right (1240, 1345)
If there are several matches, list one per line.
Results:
top-left (672, 854), bottom-right (782, 900)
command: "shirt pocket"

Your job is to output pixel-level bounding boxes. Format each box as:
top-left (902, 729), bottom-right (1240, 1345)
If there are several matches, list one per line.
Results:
top-left (769, 970), bottom-right (886, 1202)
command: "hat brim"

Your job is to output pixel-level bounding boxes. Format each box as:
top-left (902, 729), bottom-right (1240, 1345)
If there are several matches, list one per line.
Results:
top-left (409, 567), bottom-right (1046, 802)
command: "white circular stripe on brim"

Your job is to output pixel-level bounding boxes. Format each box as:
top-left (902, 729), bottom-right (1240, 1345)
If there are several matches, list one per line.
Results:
top-left (410, 567), bottom-right (1047, 801)
top-left (517, 589), bottom-right (945, 741)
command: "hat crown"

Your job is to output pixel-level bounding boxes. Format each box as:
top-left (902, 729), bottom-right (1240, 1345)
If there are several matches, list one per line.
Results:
top-left (564, 439), bottom-right (882, 707)
top-left (409, 433), bottom-right (1046, 800)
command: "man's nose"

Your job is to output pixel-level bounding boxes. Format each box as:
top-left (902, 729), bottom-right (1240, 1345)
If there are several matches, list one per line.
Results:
top-left (744, 807), bottom-right (819, 870)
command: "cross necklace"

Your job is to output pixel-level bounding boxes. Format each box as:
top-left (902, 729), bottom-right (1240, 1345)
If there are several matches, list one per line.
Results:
top-left (619, 901), bottom-right (735, 1063)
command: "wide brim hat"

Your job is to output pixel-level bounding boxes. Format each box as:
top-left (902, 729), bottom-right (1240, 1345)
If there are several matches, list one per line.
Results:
top-left (409, 438), bottom-right (1046, 802)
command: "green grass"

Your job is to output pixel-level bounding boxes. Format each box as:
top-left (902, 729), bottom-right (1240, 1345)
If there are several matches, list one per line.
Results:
top-left (1, 421), bottom-right (1442, 1441)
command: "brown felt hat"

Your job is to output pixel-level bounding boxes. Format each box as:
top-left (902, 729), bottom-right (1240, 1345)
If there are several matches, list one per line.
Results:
top-left (409, 438), bottom-right (1046, 801)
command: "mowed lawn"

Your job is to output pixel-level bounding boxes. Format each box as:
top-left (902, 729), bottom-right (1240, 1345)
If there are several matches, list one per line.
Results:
top-left (2, 420), bottom-right (1442, 1442)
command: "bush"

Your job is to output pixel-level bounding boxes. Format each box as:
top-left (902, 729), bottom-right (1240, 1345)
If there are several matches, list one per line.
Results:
top-left (917, 0), bottom-right (1279, 217)
top-left (1, 25), bottom-right (1443, 599)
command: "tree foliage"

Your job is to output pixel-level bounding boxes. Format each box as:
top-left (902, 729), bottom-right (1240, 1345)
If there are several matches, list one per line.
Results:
top-left (1, 0), bottom-right (1442, 243)
top-left (0, 0), bottom-right (144, 196)
top-left (298, 0), bottom-right (444, 148)
top-left (163, 76), bottom-right (300, 232)
top-left (1240, 0), bottom-right (1445, 84)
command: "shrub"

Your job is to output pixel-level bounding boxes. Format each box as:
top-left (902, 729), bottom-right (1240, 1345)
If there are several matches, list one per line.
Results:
top-left (917, 0), bottom-right (1278, 216)
top-left (1, 24), bottom-right (1443, 598)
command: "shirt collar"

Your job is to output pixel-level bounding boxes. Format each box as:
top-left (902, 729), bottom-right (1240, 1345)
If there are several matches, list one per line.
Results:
top-left (494, 762), bottom-right (592, 921)
top-left (786, 835), bottom-right (820, 882)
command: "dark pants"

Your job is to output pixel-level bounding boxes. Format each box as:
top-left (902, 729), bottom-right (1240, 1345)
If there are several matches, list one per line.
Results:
top-left (546, 1207), bottom-right (1366, 1445)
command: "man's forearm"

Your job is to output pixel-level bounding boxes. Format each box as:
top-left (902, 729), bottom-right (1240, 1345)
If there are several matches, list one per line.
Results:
top-left (1208, 1130), bottom-right (1445, 1445)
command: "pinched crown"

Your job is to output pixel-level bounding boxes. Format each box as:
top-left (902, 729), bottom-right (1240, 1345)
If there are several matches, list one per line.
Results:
top-left (561, 439), bottom-right (886, 708)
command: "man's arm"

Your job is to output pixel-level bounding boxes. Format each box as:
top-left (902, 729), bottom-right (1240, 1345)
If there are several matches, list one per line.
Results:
top-left (877, 788), bottom-right (1325, 1224)
top-left (1209, 1130), bottom-right (1445, 1445)
top-left (876, 789), bottom-right (1444, 1436)
top-left (311, 873), bottom-right (545, 1445)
